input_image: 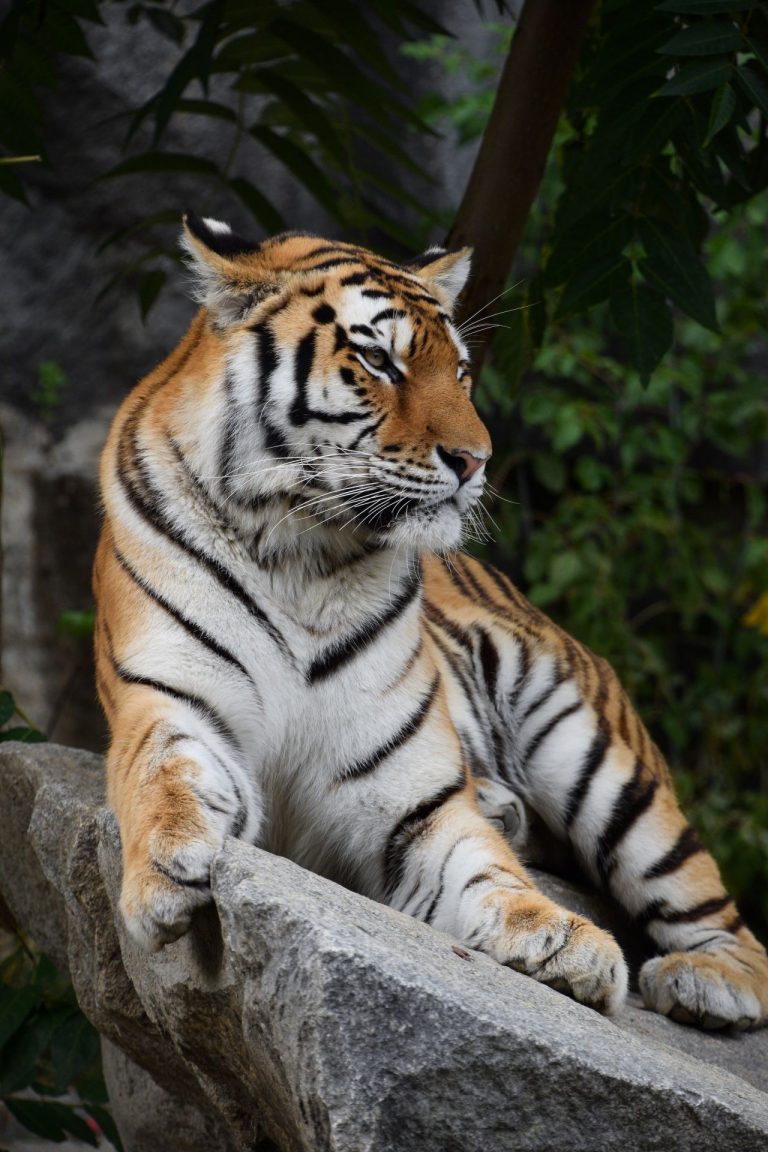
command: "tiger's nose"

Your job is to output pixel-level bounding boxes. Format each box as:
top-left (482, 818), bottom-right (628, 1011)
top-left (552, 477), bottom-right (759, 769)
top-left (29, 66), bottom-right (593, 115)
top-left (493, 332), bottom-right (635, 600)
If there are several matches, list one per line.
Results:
top-left (437, 446), bottom-right (489, 484)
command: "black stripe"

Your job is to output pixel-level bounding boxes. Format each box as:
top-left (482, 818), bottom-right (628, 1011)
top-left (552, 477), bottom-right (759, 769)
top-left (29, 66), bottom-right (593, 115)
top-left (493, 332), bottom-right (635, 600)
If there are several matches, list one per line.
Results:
top-left (361, 289), bottom-right (393, 299)
top-left (507, 638), bottom-right (532, 711)
top-left (424, 601), bottom-right (474, 654)
top-left (117, 461), bottom-right (292, 662)
top-left (638, 893), bottom-right (734, 928)
top-left (596, 758), bottom-right (659, 882)
top-left (563, 724), bottom-right (610, 828)
top-left (337, 673), bottom-right (439, 783)
top-left (288, 329), bottom-right (317, 426)
top-left (152, 860), bottom-right (210, 890)
top-left (308, 573), bottom-right (421, 683)
top-left (312, 303), bottom-right (335, 324)
top-left (383, 776), bottom-right (466, 898)
top-left (347, 414), bottom-right (385, 451)
top-left (371, 307), bottom-right (407, 325)
top-left (113, 547), bottom-right (256, 687)
top-left (522, 701), bottom-right (583, 766)
top-left (289, 328), bottom-right (369, 427)
top-left (217, 369), bottom-right (238, 496)
top-left (425, 623), bottom-right (487, 738)
top-left (424, 836), bottom-right (472, 923)
top-left (520, 667), bottom-right (566, 722)
top-left (477, 629), bottom-right (500, 704)
top-left (340, 271), bottom-right (369, 286)
top-left (302, 257), bottom-right (364, 273)
top-left (643, 825), bottom-right (703, 880)
top-left (111, 658), bottom-right (241, 752)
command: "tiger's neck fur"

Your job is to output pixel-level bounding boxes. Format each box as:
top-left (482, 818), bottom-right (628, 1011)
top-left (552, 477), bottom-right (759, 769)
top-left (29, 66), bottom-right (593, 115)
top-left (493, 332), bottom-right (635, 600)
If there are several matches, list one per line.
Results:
top-left (125, 309), bottom-right (421, 636)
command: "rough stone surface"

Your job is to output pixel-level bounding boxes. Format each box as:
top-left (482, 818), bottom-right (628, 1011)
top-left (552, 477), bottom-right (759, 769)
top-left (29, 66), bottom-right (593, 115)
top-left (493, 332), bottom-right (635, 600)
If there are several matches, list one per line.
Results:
top-left (1, 741), bottom-right (767, 1152)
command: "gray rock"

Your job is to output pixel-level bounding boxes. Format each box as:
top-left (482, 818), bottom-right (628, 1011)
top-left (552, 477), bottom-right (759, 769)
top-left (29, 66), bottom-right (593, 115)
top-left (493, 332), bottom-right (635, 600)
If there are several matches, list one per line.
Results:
top-left (1, 741), bottom-right (767, 1152)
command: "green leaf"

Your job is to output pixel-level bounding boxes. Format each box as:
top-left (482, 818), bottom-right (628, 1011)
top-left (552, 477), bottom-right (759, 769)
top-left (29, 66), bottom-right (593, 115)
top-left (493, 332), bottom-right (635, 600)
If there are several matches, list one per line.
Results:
top-left (56, 610), bottom-right (95, 640)
top-left (95, 210), bottom-right (180, 255)
top-left (705, 82), bottom-right (737, 144)
top-left (555, 255), bottom-right (632, 319)
top-left (249, 125), bottom-right (343, 221)
top-left (0, 690), bottom-right (13, 726)
top-left (227, 177), bottom-right (285, 234)
top-left (551, 550), bottom-right (584, 590)
top-left (657, 56), bottom-right (732, 96)
top-left (50, 1010), bottom-right (101, 1094)
top-left (268, 19), bottom-right (425, 130)
top-left (610, 282), bottom-right (674, 383)
top-left (138, 269), bottom-right (166, 320)
top-left (638, 217), bottom-right (718, 330)
top-left (0, 985), bottom-right (38, 1048)
top-left (658, 20), bottom-right (741, 55)
top-left (86, 1105), bottom-right (124, 1152)
top-left (546, 215), bottom-right (634, 285)
top-left (6, 1098), bottom-right (69, 1142)
top-left (254, 70), bottom-right (347, 163)
top-left (736, 61), bottom-right (768, 119)
top-left (175, 98), bottom-right (237, 123)
top-left (6, 1099), bottom-right (98, 1146)
top-left (0, 727), bottom-right (46, 742)
top-left (99, 152), bottom-right (220, 179)
top-left (0, 1008), bottom-right (65, 1094)
top-left (142, 5), bottom-right (185, 44)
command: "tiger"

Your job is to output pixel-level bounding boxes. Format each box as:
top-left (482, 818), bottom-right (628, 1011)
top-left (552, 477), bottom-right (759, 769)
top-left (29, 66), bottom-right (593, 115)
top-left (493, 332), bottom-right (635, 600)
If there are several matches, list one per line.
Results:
top-left (93, 212), bottom-right (768, 1030)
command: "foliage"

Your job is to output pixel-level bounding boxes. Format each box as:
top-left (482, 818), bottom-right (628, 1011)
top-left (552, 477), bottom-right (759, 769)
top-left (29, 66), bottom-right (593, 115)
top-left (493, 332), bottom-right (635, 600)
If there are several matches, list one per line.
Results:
top-left (34, 361), bottom-right (68, 424)
top-left (0, 690), bottom-right (45, 745)
top-left (416, 23), bottom-right (768, 939)
top-left (0, 0), bottom-right (452, 311)
top-left (0, 939), bottom-right (121, 1149)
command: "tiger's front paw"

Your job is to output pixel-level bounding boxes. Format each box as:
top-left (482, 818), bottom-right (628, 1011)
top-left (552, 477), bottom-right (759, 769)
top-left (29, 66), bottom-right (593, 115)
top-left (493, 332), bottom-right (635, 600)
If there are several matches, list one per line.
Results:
top-left (640, 948), bottom-right (768, 1030)
top-left (120, 835), bottom-right (221, 952)
top-left (481, 890), bottom-right (628, 1014)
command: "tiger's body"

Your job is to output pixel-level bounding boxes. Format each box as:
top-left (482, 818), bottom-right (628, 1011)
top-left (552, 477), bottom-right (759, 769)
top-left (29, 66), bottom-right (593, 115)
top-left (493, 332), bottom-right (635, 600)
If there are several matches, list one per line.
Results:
top-left (94, 217), bottom-right (768, 1028)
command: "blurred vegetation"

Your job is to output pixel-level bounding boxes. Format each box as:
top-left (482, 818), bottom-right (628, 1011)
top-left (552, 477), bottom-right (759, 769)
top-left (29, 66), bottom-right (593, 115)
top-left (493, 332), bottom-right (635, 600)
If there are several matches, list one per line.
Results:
top-left (415, 21), bottom-right (768, 941)
top-left (1, 8), bottom-right (768, 1138)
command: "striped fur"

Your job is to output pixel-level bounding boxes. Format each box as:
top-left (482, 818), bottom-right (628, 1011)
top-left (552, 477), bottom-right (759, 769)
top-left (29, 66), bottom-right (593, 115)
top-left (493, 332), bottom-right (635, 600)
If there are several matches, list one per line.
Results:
top-left (94, 217), bottom-right (768, 1029)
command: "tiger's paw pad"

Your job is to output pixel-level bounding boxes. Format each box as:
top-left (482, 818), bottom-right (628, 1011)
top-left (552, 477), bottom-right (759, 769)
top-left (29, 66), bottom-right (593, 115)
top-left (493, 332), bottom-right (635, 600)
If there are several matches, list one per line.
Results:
top-left (488, 894), bottom-right (628, 1014)
top-left (640, 951), bottom-right (767, 1031)
top-left (120, 839), bottom-right (219, 952)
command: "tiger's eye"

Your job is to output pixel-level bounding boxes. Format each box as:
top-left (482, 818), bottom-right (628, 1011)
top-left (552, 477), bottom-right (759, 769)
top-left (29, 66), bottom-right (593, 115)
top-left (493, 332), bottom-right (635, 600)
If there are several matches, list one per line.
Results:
top-left (364, 346), bottom-right (387, 370)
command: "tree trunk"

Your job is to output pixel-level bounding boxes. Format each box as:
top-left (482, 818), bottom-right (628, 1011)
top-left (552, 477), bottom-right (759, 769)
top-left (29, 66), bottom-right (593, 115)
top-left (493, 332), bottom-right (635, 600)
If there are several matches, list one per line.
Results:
top-left (448, 0), bottom-right (597, 371)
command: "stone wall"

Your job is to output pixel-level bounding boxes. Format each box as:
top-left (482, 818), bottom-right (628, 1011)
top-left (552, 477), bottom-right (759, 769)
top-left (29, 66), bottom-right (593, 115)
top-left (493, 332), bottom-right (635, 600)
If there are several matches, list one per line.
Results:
top-left (1, 742), bottom-right (767, 1152)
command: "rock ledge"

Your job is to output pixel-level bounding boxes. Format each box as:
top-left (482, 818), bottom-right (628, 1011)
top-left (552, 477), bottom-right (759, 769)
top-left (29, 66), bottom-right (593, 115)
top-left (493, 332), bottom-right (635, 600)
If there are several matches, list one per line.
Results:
top-left (1, 742), bottom-right (767, 1152)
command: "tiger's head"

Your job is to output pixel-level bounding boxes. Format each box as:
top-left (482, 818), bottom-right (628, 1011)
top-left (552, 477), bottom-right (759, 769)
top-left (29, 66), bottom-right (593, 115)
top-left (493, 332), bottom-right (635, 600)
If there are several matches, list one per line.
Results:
top-left (181, 213), bottom-right (492, 552)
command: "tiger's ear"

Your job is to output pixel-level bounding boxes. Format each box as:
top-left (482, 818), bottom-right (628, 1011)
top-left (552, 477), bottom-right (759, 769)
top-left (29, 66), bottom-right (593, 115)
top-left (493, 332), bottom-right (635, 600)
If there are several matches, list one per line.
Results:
top-left (410, 246), bottom-right (473, 312)
top-left (181, 212), bottom-right (282, 325)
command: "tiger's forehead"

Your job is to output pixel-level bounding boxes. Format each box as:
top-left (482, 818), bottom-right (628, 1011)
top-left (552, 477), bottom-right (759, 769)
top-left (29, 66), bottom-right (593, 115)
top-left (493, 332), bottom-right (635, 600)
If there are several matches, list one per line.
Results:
top-left (267, 235), bottom-right (468, 364)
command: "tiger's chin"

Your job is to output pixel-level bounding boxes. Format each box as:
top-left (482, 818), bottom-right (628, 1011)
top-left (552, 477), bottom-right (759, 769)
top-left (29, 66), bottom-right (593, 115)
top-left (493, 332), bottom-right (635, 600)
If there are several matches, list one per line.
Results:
top-left (378, 497), bottom-right (466, 553)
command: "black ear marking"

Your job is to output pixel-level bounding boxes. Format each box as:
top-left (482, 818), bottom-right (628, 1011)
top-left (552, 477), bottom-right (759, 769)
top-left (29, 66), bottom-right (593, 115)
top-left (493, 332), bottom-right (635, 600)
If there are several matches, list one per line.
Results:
top-left (404, 246), bottom-right (448, 270)
top-left (184, 211), bottom-right (261, 258)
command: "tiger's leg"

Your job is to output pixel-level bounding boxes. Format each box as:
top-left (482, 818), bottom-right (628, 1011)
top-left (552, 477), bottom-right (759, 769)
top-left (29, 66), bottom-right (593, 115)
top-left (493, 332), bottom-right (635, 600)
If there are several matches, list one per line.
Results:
top-left (455, 562), bottom-right (768, 1030)
top-left (327, 688), bottom-right (627, 1014)
top-left (105, 687), bottom-right (258, 950)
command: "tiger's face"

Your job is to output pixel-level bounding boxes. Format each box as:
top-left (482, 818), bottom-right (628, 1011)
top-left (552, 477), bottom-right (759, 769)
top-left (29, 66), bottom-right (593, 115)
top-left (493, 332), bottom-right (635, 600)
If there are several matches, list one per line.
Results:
top-left (183, 215), bottom-right (492, 551)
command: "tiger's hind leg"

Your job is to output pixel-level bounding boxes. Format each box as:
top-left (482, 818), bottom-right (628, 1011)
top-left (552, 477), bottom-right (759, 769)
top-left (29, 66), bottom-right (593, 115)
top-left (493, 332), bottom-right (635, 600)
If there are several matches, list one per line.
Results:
top-left (438, 555), bottom-right (768, 1030)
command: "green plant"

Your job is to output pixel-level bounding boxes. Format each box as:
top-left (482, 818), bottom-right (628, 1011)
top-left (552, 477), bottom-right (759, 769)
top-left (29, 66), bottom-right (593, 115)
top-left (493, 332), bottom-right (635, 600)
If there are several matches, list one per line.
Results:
top-left (34, 361), bottom-right (68, 423)
top-left (0, 940), bottom-right (121, 1149)
top-left (0, 690), bottom-right (45, 744)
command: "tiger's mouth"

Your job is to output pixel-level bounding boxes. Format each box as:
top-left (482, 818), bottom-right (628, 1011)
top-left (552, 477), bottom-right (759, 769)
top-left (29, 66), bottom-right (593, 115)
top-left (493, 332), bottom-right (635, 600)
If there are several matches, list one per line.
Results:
top-left (337, 489), bottom-right (465, 536)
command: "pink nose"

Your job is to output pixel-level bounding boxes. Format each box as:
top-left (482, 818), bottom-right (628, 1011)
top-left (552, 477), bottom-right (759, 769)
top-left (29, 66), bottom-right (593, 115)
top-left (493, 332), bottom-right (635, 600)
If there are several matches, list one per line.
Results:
top-left (455, 451), bottom-right (487, 481)
top-left (438, 446), bottom-right (489, 484)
